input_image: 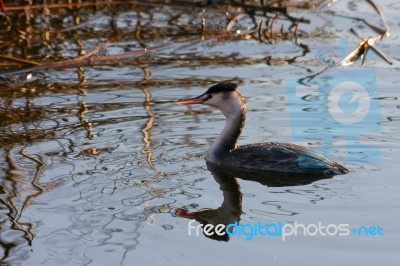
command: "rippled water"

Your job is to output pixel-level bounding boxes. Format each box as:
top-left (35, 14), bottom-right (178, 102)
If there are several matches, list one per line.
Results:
top-left (0, 1), bottom-right (399, 265)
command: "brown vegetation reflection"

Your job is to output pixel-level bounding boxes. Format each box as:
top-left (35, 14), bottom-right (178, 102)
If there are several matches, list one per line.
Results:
top-left (0, 145), bottom-right (64, 261)
top-left (141, 85), bottom-right (155, 168)
top-left (0, 1), bottom-right (309, 76)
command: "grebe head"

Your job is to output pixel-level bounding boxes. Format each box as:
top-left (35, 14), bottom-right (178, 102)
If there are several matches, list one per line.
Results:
top-left (177, 82), bottom-right (245, 118)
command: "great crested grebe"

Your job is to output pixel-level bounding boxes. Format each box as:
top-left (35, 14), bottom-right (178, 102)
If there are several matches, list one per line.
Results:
top-left (178, 82), bottom-right (348, 176)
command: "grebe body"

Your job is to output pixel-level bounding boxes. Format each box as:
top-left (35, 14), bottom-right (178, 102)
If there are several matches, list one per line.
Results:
top-left (178, 82), bottom-right (348, 176)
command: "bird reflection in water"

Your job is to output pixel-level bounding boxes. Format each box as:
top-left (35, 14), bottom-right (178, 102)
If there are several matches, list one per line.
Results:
top-left (176, 162), bottom-right (333, 241)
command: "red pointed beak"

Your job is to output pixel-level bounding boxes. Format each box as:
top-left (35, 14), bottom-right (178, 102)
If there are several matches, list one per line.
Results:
top-left (177, 97), bottom-right (207, 105)
top-left (177, 93), bottom-right (211, 105)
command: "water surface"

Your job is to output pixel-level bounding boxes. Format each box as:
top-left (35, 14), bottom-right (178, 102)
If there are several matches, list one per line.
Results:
top-left (0, 1), bottom-right (399, 265)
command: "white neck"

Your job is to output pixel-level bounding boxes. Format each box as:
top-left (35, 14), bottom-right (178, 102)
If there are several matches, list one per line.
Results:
top-left (206, 93), bottom-right (246, 163)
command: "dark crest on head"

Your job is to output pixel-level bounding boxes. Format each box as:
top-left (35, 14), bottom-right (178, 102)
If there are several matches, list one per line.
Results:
top-left (205, 82), bottom-right (238, 94)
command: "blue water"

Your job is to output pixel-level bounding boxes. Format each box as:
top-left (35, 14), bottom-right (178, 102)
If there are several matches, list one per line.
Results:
top-left (0, 1), bottom-right (399, 265)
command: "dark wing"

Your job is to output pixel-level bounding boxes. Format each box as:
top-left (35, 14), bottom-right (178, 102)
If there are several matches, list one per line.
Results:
top-left (222, 142), bottom-right (348, 175)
